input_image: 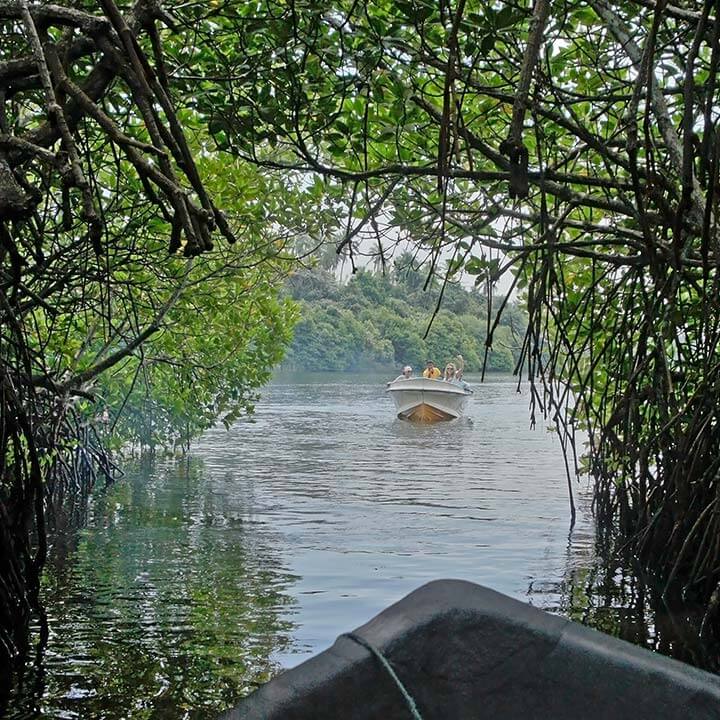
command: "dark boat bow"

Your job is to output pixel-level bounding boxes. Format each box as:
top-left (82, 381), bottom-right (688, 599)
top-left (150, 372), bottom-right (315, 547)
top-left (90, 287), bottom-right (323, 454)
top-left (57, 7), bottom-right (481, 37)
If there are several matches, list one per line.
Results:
top-left (221, 579), bottom-right (720, 720)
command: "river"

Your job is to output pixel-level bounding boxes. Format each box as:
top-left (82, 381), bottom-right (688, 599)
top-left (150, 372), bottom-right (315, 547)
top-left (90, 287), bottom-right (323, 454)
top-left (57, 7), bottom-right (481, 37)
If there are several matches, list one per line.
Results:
top-left (14, 373), bottom-right (612, 718)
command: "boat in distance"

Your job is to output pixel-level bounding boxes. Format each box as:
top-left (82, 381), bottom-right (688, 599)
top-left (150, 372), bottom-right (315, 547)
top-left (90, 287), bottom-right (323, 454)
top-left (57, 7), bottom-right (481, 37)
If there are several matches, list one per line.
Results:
top-left (385, 377), bottom-right (472, 421)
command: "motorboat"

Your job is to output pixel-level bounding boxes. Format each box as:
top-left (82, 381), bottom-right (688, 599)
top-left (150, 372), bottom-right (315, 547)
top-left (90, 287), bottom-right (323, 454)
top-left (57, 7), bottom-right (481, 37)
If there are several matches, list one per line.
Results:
top-left (385, 377), bottom-right (472, 422)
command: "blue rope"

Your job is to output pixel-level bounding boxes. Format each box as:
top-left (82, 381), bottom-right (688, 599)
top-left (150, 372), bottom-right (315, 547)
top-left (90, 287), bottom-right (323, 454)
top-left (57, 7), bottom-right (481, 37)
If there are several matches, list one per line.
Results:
top-left (341, 632), bottom-right (424, 720)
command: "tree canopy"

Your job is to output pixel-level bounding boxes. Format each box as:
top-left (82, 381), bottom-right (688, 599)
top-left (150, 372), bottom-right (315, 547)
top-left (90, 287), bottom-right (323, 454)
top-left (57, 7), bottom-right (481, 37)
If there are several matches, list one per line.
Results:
top-left (0, 0), bottom-right (302, 699)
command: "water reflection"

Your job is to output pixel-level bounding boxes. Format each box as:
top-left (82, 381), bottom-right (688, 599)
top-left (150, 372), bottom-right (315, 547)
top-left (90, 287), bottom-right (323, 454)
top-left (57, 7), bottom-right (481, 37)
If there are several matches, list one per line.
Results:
top-left (196, 373), bottom-right (586, 665)
top-left (21, 461), bottom-right (297, 719)
top-left (12, 372), bottom-right (716, 718)
top-left (556, 506), bottom-right (720, 673)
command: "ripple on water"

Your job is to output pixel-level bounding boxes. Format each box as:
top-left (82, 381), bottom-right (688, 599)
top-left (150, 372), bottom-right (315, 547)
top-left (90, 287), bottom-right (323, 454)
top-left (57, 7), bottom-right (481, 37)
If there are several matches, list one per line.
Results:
top-left (17, 373), bottom-right (597, 720)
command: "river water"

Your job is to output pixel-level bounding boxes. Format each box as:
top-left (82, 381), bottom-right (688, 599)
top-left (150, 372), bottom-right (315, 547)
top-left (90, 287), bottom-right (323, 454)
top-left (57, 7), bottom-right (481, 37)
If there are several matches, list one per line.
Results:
top-left (17, 373), bottom-right (608, 718)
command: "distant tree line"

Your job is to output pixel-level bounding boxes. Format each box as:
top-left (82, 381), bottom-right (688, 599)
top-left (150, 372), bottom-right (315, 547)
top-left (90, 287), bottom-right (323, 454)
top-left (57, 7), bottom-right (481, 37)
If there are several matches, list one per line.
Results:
top-left (282, 258), bottom-right (526, 373)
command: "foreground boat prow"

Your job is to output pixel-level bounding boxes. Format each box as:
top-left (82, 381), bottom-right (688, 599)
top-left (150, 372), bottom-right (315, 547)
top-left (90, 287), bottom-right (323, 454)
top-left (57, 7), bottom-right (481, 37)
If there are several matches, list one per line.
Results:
top-left (221, 579), bottom-right (720, 720)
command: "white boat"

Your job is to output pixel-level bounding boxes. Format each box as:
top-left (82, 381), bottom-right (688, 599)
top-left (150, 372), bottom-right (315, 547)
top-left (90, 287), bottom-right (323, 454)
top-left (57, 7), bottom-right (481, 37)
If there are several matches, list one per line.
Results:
top-left (385, 377), bottom-right (472, 422)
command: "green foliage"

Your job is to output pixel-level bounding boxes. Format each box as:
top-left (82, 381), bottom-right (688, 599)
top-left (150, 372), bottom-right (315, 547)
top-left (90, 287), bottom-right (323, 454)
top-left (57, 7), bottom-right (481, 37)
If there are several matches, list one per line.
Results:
top-left (5, 7), bottom-right (357, 454)
top-left (4, 0), bottom-right (720, 684)
top-left (21, 142), bottom-right (302, 455)
top-left (99, 267), bottom-right (298, 452)
top-left (282, 267), bottom-right (524, 372)
top-left (287, 302), bottom-right (390, 370)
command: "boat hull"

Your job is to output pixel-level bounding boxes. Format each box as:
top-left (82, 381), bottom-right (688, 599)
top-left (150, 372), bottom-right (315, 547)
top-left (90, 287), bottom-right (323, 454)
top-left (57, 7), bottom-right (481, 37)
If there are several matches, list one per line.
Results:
top-left (223, 580), bottom-right (720, 720)
top-left (386, 377), bottom-right (470, 422)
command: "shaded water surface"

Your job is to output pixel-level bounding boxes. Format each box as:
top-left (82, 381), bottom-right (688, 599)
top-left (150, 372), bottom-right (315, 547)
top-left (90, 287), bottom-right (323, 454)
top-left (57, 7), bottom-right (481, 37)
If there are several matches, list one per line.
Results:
top-left (12, 373), bottom-right (653, 718)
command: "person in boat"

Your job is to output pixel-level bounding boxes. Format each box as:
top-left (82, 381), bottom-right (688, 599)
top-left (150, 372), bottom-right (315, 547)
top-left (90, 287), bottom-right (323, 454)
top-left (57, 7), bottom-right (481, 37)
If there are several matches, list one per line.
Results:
top-left (443, 362), bottom-right (456, 381)
top-left (455, 355), bottom-right (465, 380)
top-left (445, 362), bottom-right (471, 391)
top-left (423, 360), bottom-right (442, 379)
top-left (392, 365), bottom-right (413, 382)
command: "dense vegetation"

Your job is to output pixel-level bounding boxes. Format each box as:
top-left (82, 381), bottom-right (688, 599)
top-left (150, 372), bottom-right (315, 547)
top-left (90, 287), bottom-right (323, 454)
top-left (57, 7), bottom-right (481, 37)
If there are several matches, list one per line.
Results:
top-left (283, 263), bottom-right (525, 373)
top-left (0, 1), bottom-right (302, 704)
top-left (95, 252), bottom-right (297, 454)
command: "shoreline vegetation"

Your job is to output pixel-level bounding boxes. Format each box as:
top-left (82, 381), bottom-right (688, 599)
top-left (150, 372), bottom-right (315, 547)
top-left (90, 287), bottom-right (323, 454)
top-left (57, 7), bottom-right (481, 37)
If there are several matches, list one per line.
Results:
top-left (281, 265), bottom-right (526, 375)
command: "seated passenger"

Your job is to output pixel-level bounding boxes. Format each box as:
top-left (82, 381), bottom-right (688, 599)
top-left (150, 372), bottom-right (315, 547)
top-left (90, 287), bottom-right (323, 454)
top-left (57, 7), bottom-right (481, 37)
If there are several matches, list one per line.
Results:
top-left (392, 365), bottom-right (413, 382)
top-left (443, 363), bottom-right (456, 381)
top-left (423, 360), bottom-right (442, 379)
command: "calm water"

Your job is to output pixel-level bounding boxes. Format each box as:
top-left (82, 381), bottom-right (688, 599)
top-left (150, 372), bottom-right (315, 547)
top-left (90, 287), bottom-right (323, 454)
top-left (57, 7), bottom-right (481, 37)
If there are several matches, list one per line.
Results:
top-left (16, 373), bottom-right (605, 718)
